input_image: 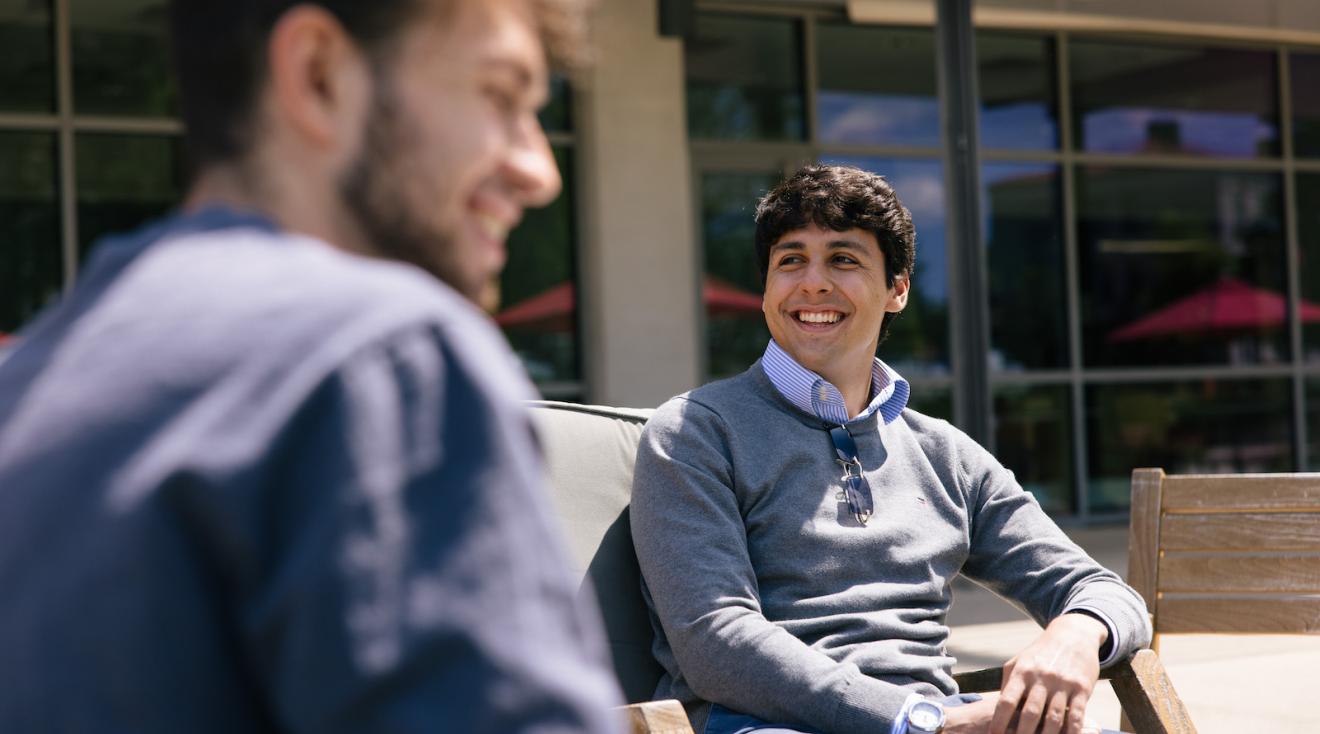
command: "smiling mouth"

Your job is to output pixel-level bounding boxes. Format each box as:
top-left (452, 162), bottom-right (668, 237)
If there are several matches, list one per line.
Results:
top-left (795, 310), bottom-right (844, 324)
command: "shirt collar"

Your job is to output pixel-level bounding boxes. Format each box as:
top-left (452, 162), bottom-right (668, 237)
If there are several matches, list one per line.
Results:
top-left (760, 339), bottom-right (909, 425)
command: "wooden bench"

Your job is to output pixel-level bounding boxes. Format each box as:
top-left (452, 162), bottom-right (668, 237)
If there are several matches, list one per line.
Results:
top-left (530, 401), bottom-right (1190, 733)
top-left (1123, 467), bottom-right (1320, 731)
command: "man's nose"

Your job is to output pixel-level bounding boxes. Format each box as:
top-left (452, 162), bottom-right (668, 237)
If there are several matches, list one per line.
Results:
top-left (504, 116), bottom-right (562, 208)
top-left (799, 261), bottom-right (833, 293)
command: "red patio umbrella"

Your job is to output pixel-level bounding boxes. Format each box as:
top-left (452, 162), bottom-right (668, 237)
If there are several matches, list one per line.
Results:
top-left (495, 276), bottom-right (763, 331)
top-left (1108, 277), bottom-right (1320, 342)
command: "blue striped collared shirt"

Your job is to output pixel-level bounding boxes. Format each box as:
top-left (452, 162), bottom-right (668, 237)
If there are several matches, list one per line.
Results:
top-left (760, 339), bottom-right (909, 425)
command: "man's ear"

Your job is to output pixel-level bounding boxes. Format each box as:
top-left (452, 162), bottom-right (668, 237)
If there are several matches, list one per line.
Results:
top-left (265, 5), bottom-right (372, 153)
top-left (885, 272), bottom-right (910, 313)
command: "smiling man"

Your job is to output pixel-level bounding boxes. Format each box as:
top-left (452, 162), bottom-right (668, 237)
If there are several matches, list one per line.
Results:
top-left (0, 1), bottom-right (623, 732)
top-left (631, 165), bottom-right (1151, 734)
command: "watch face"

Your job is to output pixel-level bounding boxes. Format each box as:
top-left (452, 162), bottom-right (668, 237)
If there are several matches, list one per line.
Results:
top-left (909, 701), bottom-right (944, 732)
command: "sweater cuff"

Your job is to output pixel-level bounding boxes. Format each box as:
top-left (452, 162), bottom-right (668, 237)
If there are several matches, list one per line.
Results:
top-left (831, 671), bottom-right (915, 734)
top-left (1063, 606), bottom-right (1120, 667)
top-left (888, 693), bottom-right (924, 734)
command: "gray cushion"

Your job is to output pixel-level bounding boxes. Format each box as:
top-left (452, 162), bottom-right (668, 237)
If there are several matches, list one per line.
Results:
top-left (529, 400), bottom-right (660, 703)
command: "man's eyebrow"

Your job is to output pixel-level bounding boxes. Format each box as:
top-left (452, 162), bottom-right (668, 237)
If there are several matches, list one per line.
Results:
top-left (769, 239), bottom-right (868, 252)
top-left (480, 57), bottom-right (549, 105)
top-left (482, 58), bottom-right (535, 86)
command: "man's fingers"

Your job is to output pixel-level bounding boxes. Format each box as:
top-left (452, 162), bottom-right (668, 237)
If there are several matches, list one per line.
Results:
top-left (1012, 685), bottom-right (1048, 734)
top-left (1065, 694), bottom-right (1090, 734)
top-left (990, 679), bottom-right (1025, 734)
top-left (1039, 689), bottom-right (1069, 734)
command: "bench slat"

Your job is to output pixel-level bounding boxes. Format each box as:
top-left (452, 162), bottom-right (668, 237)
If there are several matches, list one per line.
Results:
top-left (1155, 595), bottom-right (1320, 634)
top-left (1158, 553), bottom-right (1320, 593)
top-left (1160, 513), bottom-right (1320, 551)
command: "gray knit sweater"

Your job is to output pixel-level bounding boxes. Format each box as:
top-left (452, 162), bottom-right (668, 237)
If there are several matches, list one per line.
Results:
top-left (630, 364), bottom-right (1151, 734)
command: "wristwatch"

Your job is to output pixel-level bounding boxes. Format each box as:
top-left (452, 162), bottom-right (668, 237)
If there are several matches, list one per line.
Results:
top-left (906, 699), bottom-right (946, 734)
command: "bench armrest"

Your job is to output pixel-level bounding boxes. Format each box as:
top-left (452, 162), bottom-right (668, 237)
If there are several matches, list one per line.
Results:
top-left (952, 649), bottom-right (1196, 734)
top-left (618, 699), bottom-right (694, 734)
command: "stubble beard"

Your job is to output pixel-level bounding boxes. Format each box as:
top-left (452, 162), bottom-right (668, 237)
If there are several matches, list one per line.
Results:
top-left (338, 72), bottom-right (485, 304)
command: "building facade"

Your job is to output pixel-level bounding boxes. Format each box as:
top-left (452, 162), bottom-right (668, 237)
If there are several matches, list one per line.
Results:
top-left (3, 0), bottom-right (1320, 521)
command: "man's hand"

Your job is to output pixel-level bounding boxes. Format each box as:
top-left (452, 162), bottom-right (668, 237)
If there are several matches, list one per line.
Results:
top-left (942, 694), bottom-right (1102, 734)
top-left (985, 612), bottom-right (1109, 734)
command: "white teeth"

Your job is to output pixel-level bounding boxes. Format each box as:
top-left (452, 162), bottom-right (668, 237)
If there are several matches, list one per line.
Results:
top-left (476, 213), bottom-right (507, 241)
top-left (797, 311), bottom-right (841, 324)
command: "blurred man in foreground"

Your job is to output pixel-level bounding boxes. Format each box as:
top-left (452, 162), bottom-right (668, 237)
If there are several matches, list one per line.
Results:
top-left (0, 1), bottom-right (623, 731)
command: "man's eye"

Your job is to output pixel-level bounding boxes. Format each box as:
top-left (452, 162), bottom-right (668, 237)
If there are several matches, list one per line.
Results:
top-left (485, 87), bottom-right (519, 115)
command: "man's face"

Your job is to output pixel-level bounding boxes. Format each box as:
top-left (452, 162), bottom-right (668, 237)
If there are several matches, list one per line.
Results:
top-left (338, 0), bottom-right (560, 307)
top-left (762, 223), bottom-right (909, 379)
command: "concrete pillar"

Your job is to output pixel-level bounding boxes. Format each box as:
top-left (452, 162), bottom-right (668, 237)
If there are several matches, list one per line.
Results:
top-left (575, 0), bottom-right (700, 408)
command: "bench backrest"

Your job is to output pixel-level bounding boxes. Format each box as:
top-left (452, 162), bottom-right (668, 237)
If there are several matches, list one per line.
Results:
top-left (529, 400), bottom-right (661, 703)
top-left (1126, 467), bottom-right (1320, 646)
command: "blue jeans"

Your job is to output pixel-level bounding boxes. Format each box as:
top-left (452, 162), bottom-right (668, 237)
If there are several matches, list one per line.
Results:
top-left (703, 694), bottom-right (983, 734)
top-left (702, 694), bottom-right (1125, 734)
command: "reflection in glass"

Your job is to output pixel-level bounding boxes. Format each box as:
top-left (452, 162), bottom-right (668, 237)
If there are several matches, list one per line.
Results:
top-left (908, 383), bottom-right (951, 423)
top-left (978, 32), bottom-right (1057, 151)
top-left (498, 147), bottom-right (580, 387)
top-left (76, 134), bottom-right (182, 256)
top-left (1291, 52), bottom-right (1320, 158)
top-left (822, 156), bottom-right (949, 375)
top-left (1297, 175), bottom-right (1320, 363)
top-left (539, 76), bottom-right (573, 134)
top-left (71, 0), bottom-right (175, 116)
top-left (1309, 379), bottom-right (1320, 472)
top-left (995, 385), bottom-right (1073, 514)
top-left (1070, 40), bottom-right (1278, 158)
top-left (817, 25), bottom-right (937, 147)
top-left (0, 0), bottom-right (54, 112)
top-left (983, 163), bottom-right (1065, 370)
top-left (1076, 167), bottom-right (1286, 367)
top-left (1086, 379), bottom-right (1292, 512)
top-left (686, 14), bottom-right (804, 141)
top-left (702, 171), bottom-right (776, 380)
top-left (0, 132), bottom-right (60, 334)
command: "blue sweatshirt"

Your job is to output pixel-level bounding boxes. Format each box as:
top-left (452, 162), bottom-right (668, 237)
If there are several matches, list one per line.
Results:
top-left (0, 209), bottom-right (623, 733)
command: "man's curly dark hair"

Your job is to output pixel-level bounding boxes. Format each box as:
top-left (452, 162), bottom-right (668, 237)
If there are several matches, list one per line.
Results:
top-left (753, 164), bottom-right (916, 344)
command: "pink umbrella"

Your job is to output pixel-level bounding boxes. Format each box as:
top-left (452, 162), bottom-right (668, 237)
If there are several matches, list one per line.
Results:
top-left (1108, 277), bottom-right (1320, 342)
top-left (495, 277), bottom-right (763, 331)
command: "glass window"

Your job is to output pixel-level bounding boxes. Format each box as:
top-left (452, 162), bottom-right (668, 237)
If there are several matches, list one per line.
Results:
top-left (539, 75), bottom-right (573, 134)
top-left (1290, 52), bottom-right (1320, 158)
top-left (1075, 167), bottom-right (1286, 368)
top-left (0, 0), bottom-right (54, 112)
top-left (686, 14), bottom-right (804, 141)
top-left (76, 134), bottom-right (182, 256)
top-left (823, 156), bottom-right (949, 375)
top-left (978, 32), bottom-right (1058, 151)
top-left (1297, 174), bottom-right (1320, 364)
top-left (1085, 378), bottom-right (1293, 513)
top-left (908, 383), bottom-right (951, 423)
top-left (983, 162), bottom-right (1066, 370)
top-left (1070, 39), bottom-right (1278, 158)
top-left (1309, 378), bottom-right (1320, 471)
top-left (701, 170), bottom-right (776, 380)
top-left (0, 132), bottom-right (60, 334)
top-left (995, 385), bottom-right (1073, 514)
top-left (817, 24), bottom-right (937, 147)
top-left (497, 147), bottom-right (580, 391)
top-left (71, 0), bottom-right (175, 116)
